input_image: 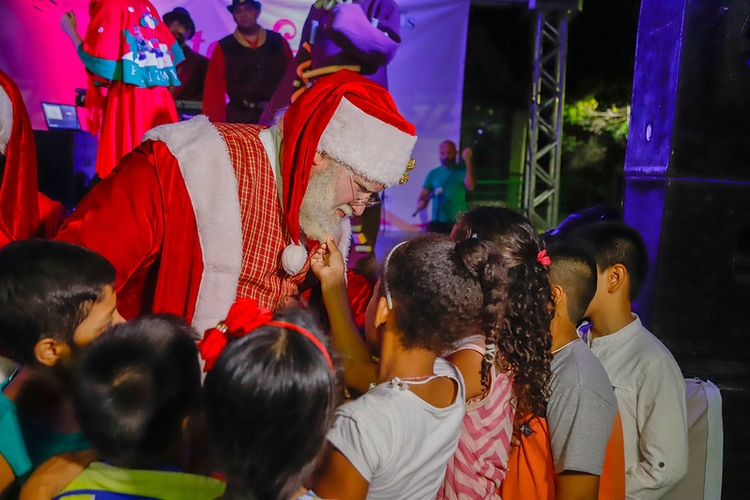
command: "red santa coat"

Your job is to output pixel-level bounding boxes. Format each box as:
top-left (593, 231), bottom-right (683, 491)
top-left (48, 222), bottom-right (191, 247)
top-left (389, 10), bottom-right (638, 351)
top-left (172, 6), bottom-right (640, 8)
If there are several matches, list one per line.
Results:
top-left (55, 116), bottom-right (334, 332)
top-left (0, 70), bottom-right (66, 244)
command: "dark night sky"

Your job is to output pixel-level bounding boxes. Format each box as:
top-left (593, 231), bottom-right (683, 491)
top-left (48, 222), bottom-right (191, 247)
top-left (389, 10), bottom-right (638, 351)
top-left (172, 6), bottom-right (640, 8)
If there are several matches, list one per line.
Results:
top-left (464, 0), bottom-right (642, 107)
top-left (566, 0), bottom-right (641, 104)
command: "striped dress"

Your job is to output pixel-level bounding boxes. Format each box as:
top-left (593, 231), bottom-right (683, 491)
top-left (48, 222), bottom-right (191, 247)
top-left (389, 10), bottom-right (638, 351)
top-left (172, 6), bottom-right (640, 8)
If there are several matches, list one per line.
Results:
top-left (438, 343), bottom-right (515, 499)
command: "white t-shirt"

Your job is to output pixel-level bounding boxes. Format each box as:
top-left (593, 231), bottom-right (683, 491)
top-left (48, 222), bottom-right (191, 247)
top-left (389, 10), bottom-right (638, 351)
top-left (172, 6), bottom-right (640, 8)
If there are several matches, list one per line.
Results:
top-left (327, 357), bottom-right (466, 500)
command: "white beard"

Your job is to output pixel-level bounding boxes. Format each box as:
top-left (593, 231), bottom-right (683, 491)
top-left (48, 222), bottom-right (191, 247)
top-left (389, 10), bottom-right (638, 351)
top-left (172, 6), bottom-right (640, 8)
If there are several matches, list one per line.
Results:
top-left (299, 166), bottom-right (352, 243)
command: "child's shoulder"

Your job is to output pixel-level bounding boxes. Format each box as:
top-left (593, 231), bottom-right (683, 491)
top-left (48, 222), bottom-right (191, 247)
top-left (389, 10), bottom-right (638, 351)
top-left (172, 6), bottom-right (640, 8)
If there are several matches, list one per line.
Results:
top-left (632, 324), bottom-right (678, 359)
top-left (59, 461), bottom-right (225, 499)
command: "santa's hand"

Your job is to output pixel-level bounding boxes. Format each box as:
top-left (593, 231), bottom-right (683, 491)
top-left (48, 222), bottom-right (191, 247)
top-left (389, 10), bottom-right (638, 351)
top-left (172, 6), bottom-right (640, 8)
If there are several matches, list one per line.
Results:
top-left (310, 237), bottom-right (346, 287)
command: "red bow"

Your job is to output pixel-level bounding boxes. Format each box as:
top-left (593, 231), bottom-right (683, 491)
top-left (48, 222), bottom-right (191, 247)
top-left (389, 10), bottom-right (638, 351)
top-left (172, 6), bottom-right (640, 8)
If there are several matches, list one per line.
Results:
top-left (197, 298), bottom-right (274, 372)
top-left (537, 249), bottom-right (551, 266)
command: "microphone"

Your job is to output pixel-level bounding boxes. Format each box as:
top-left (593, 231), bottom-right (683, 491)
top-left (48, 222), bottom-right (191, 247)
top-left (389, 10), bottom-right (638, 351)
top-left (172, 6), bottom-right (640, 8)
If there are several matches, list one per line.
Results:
top-left (412, 188), bottom-right (442, 217)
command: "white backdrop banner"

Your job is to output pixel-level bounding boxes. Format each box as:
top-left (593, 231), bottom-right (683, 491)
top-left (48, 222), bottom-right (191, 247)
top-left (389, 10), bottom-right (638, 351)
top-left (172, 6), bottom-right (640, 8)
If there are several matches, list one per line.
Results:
top-left (0, 0), bottom-right (469, 231)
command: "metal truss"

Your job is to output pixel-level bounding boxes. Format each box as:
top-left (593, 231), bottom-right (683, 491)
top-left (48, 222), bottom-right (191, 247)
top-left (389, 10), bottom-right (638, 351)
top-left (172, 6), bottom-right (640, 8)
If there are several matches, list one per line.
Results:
top-left (523, 9), bottom-right (570, 229)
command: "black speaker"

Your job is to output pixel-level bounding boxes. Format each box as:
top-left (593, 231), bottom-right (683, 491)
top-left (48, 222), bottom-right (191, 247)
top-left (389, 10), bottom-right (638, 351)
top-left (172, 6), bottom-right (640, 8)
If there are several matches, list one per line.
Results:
top-left (624, 0), bottom-right (750, 363)
top-left (624, 178), bottom-right (750, 362)
top-left (626, 0), bottom-right (750, 179)
top-left (34, 130), bottom-right (95, 210)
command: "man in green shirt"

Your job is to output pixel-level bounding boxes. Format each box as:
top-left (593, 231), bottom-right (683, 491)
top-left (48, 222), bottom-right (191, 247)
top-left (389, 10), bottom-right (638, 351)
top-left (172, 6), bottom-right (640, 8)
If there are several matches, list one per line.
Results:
top-left (415, 140), bottom-right (475, 234)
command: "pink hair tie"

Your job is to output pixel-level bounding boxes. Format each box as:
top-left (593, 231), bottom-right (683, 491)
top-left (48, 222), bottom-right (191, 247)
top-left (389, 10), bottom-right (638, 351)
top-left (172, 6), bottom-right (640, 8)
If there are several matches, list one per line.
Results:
top-left (537, 249), bottom-right (551, 266)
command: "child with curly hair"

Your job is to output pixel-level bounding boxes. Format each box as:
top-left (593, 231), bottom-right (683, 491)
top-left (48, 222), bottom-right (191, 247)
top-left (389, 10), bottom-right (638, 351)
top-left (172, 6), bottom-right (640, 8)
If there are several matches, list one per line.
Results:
top-left (441, 206), bottom-right (553, 498)
top-left (311, 233), bottom-right (510, 499)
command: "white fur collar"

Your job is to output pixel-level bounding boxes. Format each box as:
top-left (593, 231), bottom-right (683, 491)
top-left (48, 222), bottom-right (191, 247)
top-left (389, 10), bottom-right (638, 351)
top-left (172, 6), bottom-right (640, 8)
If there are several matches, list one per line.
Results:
top-left (143, 116), bottom-right (242, 335)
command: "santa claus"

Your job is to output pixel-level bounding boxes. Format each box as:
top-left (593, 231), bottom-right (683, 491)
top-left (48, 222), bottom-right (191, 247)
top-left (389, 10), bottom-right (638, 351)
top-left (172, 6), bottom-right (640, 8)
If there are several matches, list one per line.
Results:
top-left (55, 70), bottom-right (417, 332)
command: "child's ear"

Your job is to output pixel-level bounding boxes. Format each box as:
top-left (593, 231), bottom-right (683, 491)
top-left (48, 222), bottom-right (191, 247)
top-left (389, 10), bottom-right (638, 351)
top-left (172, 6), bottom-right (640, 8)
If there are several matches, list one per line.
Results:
top-left (608, 264), bottom-right (628, 293)
top-left (374, 295), bottom-right (390, 328)
top-left (550, 284), bottom-right (564, 305)
top-left (33, 338), bottom-right (69, 367)
top-left (550, 285), bottom-right (567, 319)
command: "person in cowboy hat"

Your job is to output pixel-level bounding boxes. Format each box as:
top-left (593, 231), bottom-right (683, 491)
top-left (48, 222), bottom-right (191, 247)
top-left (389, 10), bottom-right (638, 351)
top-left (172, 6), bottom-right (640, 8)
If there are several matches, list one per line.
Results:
top-left (202, 0), bottom-right (292, 124)
top-left (55, 70), bottom-right (418, 334)
top-left (163, 7), bottom-right (209, 102)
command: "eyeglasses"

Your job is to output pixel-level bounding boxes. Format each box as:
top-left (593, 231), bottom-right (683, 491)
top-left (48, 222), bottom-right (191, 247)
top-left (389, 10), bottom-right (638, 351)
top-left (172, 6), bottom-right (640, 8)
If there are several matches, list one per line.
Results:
top-left (347, 169), bottom-right (381, 207)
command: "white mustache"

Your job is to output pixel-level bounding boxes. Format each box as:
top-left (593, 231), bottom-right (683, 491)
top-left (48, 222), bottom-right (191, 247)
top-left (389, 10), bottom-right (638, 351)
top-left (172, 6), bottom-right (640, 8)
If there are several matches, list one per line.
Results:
top-left (337, 204), bottom-right (354, 217)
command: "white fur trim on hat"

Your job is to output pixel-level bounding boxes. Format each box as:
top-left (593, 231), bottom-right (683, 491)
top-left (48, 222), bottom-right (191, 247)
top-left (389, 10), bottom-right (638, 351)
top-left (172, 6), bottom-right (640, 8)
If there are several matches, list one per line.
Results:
top-left (143, 116), bottom-right (243, 335)
top-left (0, 86), bottom-right (12, 155)
top-left (317, 98), bottom-right (417, 187)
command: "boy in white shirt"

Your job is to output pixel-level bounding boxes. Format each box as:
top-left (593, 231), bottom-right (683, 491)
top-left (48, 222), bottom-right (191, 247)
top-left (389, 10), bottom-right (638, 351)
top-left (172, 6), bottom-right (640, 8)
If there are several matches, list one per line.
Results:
top-left (572, 221), bottom-right (688, 500)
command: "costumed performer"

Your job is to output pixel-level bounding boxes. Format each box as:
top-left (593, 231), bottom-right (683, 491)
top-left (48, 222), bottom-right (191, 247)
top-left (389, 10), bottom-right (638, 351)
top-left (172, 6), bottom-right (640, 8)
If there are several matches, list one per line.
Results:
top-left (55, 69), bottom-right (417, 335)
top-left (163, 7), bottom-right (210, 103)
top-left (60, 0), bottom-right (184, 179)
top-left (202, 0), bottom-right (293, 125)
top-left (0, 70), bottom-right (66, 246)
top-left (261, 0), bottom-right (401, 124)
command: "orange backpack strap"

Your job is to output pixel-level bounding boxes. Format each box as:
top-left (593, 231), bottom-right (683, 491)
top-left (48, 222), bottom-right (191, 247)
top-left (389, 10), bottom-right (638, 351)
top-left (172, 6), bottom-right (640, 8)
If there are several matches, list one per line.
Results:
top-left (500, 414), bottom-right (556, 500)
top-left (598, 410), bottom-right (626, 500)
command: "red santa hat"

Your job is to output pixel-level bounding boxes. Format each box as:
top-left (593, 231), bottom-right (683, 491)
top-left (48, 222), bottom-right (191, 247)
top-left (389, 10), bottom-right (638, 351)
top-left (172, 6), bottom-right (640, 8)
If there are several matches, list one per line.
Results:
top-left (0, 71), bottom-right (41, 244)
top-left (281, 70), bottom-right (417, 247)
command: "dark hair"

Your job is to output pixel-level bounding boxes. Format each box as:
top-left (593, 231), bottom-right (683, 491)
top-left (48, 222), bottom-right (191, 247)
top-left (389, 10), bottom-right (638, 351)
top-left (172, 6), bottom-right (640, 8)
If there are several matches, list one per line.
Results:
top-left (71, 315), bottom-right (201, 468)
top-left (569, 221), bottom-right (649, 300)
top-left (203, 307), bottom-right (337, 500)
top-left (546, 243), bottom-right (598, 325)
top-left (0, 240), bottom-right (115, 365)
top-left (163, 7), bottom-right (196, 39)
top-left (453, 206), bottom-right (553, 423)
top-left (381, 233), bottom-right (509, 381)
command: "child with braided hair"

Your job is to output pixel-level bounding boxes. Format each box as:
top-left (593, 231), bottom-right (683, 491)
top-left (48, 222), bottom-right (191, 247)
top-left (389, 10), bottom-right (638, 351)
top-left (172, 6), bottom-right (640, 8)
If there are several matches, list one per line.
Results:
top-left (310, 233), bottom-right (510, 499)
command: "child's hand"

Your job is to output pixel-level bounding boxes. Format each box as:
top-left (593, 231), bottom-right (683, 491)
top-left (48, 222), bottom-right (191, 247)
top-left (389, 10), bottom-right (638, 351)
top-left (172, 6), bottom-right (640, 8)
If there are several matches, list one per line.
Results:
top-left (310, 237), bottom-right (346, 287)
